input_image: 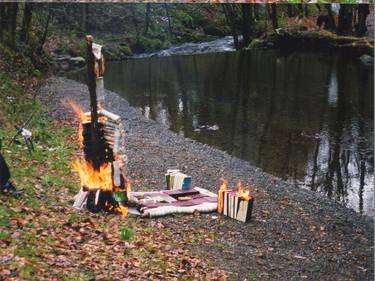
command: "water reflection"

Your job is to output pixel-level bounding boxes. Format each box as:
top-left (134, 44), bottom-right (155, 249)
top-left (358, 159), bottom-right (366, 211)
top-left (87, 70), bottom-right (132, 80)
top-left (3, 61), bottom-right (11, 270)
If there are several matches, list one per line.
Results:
top-left (86, 50), bottom-right (374, 215)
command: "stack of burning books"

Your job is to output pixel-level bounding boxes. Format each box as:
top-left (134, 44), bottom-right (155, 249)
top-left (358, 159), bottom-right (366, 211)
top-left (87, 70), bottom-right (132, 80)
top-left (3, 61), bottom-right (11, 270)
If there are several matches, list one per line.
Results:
top-left (217, 177), bottom-right (254, 223)
top-left (69, 36), bottom-right (131, 216)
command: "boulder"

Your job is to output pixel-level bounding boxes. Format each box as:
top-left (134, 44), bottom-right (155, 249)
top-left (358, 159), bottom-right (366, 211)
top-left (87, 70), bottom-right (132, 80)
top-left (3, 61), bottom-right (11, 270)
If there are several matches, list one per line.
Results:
top-left (69, 56), bottom-right (86, 68)
top-left (59, 60), bottom-right (70, 71)
top-left (360, 54), bottom-right (374, 66)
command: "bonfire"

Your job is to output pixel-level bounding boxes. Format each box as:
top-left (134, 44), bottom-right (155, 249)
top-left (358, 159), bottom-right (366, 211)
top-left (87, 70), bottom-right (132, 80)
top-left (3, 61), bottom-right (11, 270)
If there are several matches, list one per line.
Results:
top-left (66, 35), bottom-right (131, 216)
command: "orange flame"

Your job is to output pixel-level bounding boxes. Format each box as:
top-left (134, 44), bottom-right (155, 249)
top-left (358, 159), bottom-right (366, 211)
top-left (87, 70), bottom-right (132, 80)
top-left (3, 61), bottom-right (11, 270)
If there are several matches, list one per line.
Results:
top-left (235, 180), bottom-right (252, 201)
top-left (65, 98), bottom-right (132, 217)
top-left (217, 176), bottom-right (228, 213)
top-left (72, 160), bottom-right (113, 191)
top-left (116, 205), bottom-right (129, 217)
top-left (61, 99), bottom-right (90, 145)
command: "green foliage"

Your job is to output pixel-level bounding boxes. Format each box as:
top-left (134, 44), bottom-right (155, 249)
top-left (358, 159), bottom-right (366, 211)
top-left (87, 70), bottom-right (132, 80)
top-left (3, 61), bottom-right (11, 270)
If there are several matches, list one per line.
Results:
top-left (102, 44), bottom-right (133, 60)
top-left (120, 227), bottom-right (135, 241)
top-left (203, 23), bottom-right (228, 37)
top-left (247, 38), bottom-right (266, 49)
top-left (18, 264), bottom-right (39, 280)
top-left (174, 10), bottom-right (193, 28)
top-left (56, 272), bottom-right (96, 281)
top-left (131, 36), bottom-right (170, 53)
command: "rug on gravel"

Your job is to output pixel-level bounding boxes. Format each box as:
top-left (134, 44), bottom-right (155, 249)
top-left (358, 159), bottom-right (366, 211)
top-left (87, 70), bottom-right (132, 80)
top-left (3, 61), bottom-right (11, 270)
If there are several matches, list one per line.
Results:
top-left (129, 187), bottom-right (218, 217)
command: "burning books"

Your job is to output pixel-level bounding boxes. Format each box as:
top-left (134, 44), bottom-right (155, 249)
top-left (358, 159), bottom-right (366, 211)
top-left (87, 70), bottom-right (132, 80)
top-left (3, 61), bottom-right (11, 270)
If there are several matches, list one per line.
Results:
top-left (68, 36), bottom-right (131, 216)
top-left (217, 177), bottom-right (254, 223)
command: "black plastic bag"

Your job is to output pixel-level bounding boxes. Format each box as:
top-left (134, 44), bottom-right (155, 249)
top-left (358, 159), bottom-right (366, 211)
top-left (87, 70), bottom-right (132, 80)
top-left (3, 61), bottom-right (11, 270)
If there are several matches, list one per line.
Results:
top-left (0, 153), bottom-right (11, 188)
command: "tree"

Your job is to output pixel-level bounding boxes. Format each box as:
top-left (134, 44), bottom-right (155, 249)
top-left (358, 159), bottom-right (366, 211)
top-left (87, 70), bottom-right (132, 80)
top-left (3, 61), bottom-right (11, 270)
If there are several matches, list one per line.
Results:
top-left (164, 4), bottom-right (172, 40)
top-left (222, 4), bottom-right (240, 50)
top-left (253, 4), bottom-right (260, 20)
top-left (36, 10), bottom-right (52, 55)
top-left (129, 4), bottom-right (140, 37)
top-left (0, 4), bottom-right (6, 41)
top-left (338, 5), bottom-right (353, 35)
top-left (8, 3), bottom-right (18, 47)
top-left (144, 3), bottom-right (151, 36)
top-left (304, 4), bottom-right (309, 18)
top-left (325, 4), bottom-right (336, 31)
top-left (20, 3), bottom-right (33, 44)
top-left (287, 4), bottom-right (294, 17)
top-left (270, 4), bottom-right (278, 30)
top-left (356, 4), bottom-right (369, 37)
top-left (241, 4), bottom-right (253, 47)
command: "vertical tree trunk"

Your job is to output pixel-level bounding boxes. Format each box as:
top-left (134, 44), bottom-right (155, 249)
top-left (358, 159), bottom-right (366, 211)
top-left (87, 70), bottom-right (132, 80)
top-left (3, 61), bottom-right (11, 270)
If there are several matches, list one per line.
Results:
top-left (37, 11), bottom-right (52, 55)
top-left (144, 3), bottom-right (151, 36)
top-left (297, 4), bottom-right (304, 17)
top-left (338, 4), bottom-right (353, 35)
top-left (20, 3), bottom-right (33, 44)
top-left (9, 3), bottom-right (18, 47)
top-left (80, 3), bottom-right (89, 33)
top-left (130, 4), bottom-right (139, 37)
top-left (304, 4), bottom-right (309, 17)
top-left (254, 4), bottom-right (259, 20)
top-left (325, 4), bottom-right (336, 31)
top-left (222, 4), bottom-right (239, 50)
top-left (287, 4), bottom-right (294, 17)
top-left (356, 4), bottom-right (369, 37)
top-left (0, 4), bottom-right (6, 41)
top-left (270, 4), bottom-right (278, 30)
top-left (241, 4), bottom-right (252, 47)
top-left (164, 4), bottom-right (172, 39)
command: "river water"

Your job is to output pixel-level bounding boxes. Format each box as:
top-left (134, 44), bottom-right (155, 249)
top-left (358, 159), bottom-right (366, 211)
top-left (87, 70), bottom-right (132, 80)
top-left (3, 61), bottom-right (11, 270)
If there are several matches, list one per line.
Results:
top-left (69, 47), bottom-right (374, 216)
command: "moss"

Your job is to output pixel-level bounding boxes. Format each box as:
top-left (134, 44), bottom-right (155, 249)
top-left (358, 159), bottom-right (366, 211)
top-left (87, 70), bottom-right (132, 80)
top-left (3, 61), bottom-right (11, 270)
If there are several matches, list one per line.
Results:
top-left (247, 38), bottom-right (266, 49)
top-left (260, 30), bottom-right (374, 55)
top-left (203, 24), bottom-right (227, 37)
top-left (131, 36), bottom-right (171, 53)
top-left (118, 44), bottom-right (133, 56)
top-left (102, 44), bottom-right (133, 60)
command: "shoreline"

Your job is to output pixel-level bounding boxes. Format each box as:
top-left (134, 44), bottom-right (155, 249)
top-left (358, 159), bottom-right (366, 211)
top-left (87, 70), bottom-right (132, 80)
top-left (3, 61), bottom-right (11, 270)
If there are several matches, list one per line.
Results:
top-left (40, 76), bottom-right (374, 280)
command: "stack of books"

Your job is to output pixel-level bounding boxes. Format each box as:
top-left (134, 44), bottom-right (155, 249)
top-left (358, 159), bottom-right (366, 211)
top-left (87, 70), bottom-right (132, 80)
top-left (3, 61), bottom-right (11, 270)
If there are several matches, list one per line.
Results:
top-left (165, 169), bottom-right (192, 190)
top-left (222, 190), bottom-right (254, 223)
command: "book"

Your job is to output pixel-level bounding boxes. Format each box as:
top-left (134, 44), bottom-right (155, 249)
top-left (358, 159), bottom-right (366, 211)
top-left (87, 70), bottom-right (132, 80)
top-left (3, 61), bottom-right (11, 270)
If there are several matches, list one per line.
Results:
top-left (220, 190), bottom-right (254, 223)
top-left (165, 170), bottom-right (192, 190)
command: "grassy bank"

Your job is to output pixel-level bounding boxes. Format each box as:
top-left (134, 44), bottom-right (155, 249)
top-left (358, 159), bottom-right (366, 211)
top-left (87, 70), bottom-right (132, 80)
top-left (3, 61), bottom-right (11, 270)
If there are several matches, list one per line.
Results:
top-left (248, 30), bottom-right (374, 55)
top-left (0, 45), bottom-right (226, 280)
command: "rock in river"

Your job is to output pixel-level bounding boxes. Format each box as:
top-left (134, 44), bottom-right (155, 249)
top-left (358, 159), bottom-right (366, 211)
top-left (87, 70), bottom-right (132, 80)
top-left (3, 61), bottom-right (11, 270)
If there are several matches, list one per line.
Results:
top-left (69, 56), bottom-right (86, 68)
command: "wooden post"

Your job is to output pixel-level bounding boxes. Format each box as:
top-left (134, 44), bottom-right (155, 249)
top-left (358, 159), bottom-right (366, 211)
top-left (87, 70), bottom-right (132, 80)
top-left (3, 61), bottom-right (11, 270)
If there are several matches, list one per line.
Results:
top-left (86, 35), bottom-right (101, 171)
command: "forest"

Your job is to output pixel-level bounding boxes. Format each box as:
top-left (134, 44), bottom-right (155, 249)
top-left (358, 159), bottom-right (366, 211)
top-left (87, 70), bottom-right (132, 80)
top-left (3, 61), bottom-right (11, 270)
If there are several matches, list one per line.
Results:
top-left (0, 2), bottom-right (374, 281)
top-left (0, 3), bottom-right (373, 62)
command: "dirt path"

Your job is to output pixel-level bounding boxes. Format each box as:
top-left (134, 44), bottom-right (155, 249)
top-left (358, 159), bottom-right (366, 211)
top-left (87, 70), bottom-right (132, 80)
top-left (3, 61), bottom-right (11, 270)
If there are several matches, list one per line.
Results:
top-left (40, 77), bottom-right (374, 281)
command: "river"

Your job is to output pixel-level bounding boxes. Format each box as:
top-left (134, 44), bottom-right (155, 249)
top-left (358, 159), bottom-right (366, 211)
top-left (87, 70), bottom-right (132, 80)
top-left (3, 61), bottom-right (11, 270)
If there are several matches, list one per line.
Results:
top-left (69, 44), bottom-right (374, 216)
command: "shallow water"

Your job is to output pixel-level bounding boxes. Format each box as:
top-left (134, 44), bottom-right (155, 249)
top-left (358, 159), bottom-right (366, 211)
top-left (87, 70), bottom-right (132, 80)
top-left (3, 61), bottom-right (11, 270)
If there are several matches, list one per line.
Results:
top-left (133, 36), bottom-right (235, 58)
top-left (70, 49), bottom-right (374, 215)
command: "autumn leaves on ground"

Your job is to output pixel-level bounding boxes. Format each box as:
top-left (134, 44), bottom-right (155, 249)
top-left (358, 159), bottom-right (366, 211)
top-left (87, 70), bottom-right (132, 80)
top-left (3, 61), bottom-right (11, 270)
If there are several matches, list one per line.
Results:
top-left (0, 46), bottom-right (226, 280)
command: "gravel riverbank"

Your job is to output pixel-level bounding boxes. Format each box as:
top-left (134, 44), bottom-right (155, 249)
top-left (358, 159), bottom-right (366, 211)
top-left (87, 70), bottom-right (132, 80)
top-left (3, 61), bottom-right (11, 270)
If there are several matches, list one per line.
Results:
top-left (40, 77), bottom-right (373, 281)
